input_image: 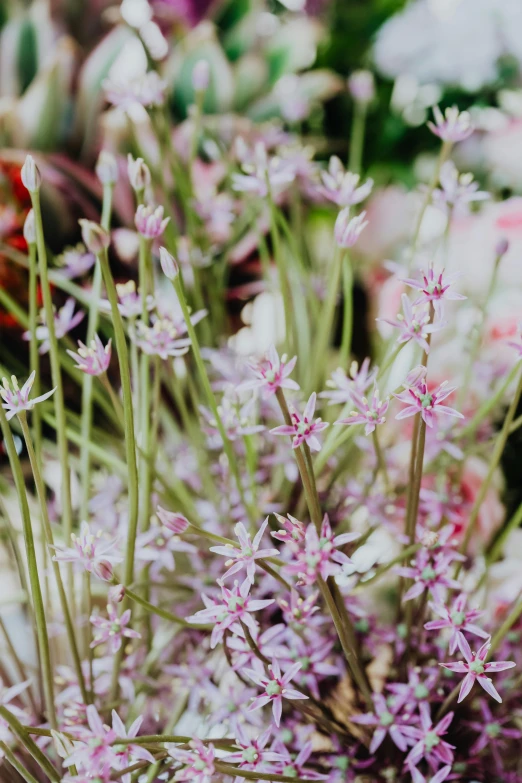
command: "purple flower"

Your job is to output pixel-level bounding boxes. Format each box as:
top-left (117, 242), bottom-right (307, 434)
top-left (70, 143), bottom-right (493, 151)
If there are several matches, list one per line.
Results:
top-left (132, 317), bottom-right (191, 359)
top-left (440, 636), bottom-right (516, 703)
top-left (104, 71), bottom-right (166, 111)
top-left (57, 244), bottom-right (95, 278)
top-left (378, 294), bottom-right (444, 353)
top-left (237, 345), bottom-right (299, 397)
top-left (187, 578), bottom-right (274, 648)
top-left (25, 297), bottom-right (84, 354)
top-left (136, 523), bottom-right (196, 573)
top-left (272, 739), bottom-right (328, 780)
top-left (1, 371), bottom-right (56, 421)
top-left (424, 594), bottom-right (488, 653)
top-left (334, 209), bottom-right (368, 248)
top-left (67, 334), bottom-right (112, 376)
top-left (113, 281), bottom-right (153, 319)
top-left (352, 692), bottom-right (412, 754)
top-left (210, 518), bottom-right (279, 584)
top-left (135, 204), bottom-right (170, 239)
top-left (466, 700), bottom-right (522, 763)
top-left (232, 141), bottom-right (295, 198)
top-left (90, 603), bottom-right (141, 654)
top-left (318, 156), bottom-right (373, 206)
top-left (402, 265), bottom-right (466, 318)
top-left (320, 358), bottom-right (377, 406)
top-left (65, 705), bottom-right (118, 778)
top-left (285, 514), bottom-right (359, 586)
top-left (427, 105), bottom-right (474, 142)
top-left (336, 385), bottom-right (389, 435)
top-left (396, 549), bottom-right (461, 602)
top-left (156, 506), bottom-right (190, 534)
top-left (272, 513), bottom-right (306, 550)
top-left (245, 658), bottom-right (308, 727)
top-left (403, 703), bottom-right (455, 768)
top-left (410, 768), bottom-right (452, 783)
top-left (278, 590), bottom-right (320, 628)
top-left (52, 521), bottom-right (122, 581)
top-left (432, 161), bottom-right (489, 214)
top-left (348, 70), bottom-right (375, 104)
top-left (394, 369), bottom-right (463, 428)
top-left (223, 725), bottom-right (282, 781)
top-left (271, 392), bottom-right (329, 452)
top-left (168, 738), bottom-right (215, 783)
top-left (109, 711), bottom-right (155, 783)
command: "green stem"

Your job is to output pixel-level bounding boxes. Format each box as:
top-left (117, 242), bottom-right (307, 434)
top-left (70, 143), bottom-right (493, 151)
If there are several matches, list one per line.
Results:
top-left (170, 274), bottom-right (255, 524)
top-left (490, 592), bottom-right (522, 654)
top-left (267, 188), bottom-right (293, 353)
top-left (18, 414), bottom-right (89, 705)
top-left (0, 706), bottom-right (59, 782)
top-left (0, 616), bottom-right (38, 715)
top-left (348, 102), bottom-right (367, 175)
top-left (0, 407), bottom-right (56, 729)
top-left (459, 366), bottom-right (522, 558)
top-left (30, 191), bottom-right (74, 596)
top-left (339, 251), bottom-right (354, 369)
top-left (122, 584), bottom-right (208, 628)
top-left (96, 247), bottom-right (140, 699)
top-left (27, 242), bottom-right (42, 466)
top-left (0, 741), bottom-right (40, 783)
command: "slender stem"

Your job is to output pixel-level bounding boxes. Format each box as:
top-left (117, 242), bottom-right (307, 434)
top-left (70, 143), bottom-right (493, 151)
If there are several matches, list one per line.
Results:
top-left (314, 245), bottom-right (342, 381)
top-left (348, 102), bottom-right (367, 174)
top-left (0, 616), bottom-right (38, 715)
top-left (30, 191), bottom-right (74, 596)
top-left (0, 742), bottom-right (40, 783)
top-left (170, 274), bottom-right (255, 524)
top-left (459, 366), bottom-right (522, 558)
top-left (274, 388), bottom-right (372, 707)
top-left (407, 140), bottom-right (452, 272)
top-left (267, 186), bottom-right (293, 354)
top-left (0, 706), bottom-right (60, 782)
top-left (0, 407), bottom-right (56, 729)
top-left (490, 592), bottom-right (522, 655)
top-left (96, 247), bottom-right (140, 699)
top-left (122, 584), bottom-right (209, 629)
top-left (460, 362), bottom-right (519, 439)
top-left (371, 429), bottom-right (390, 491)
top-left (18, 414), bottom-right (89, 705)
top-left (27, 242), bottom-right (42, 466)
top-left (339, 251), bottom-right (354, 368)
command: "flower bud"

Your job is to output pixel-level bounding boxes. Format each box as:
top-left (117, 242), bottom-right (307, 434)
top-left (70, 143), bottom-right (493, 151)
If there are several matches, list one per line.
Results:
top-left (159, 246), bottom-right (179, 280)
top-left (127, 154), bottom-right (151, 192)
top-left (192, 59), bottom-right (210, 92)
top-left (23, 209), bottom-right (36, 245)
top-left (334, 208), bottom-right (368, 248)
top-left (108, 584), bottom-right (125, 604)
top-left (348, 70), bottom-right (375, 105)
top-left (93, 559), bottom-right (114, 582)
top-left (96, 150), bottom-right (119, 186)
top-left (495, 237), bottom-right (509, 259)
top-left (157, 505), bottom-right (189, 534)
top-left (79, 219), bottom-right (110, 255)
top-left (21, 155), bottom-right (42, 193)
top-left (51, 730), bottom-right (75, 760)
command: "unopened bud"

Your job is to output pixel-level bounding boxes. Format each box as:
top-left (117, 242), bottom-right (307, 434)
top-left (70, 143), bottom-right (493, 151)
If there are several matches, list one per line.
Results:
top-left (93, 559), bottom-right (114, 582)
top-left (192, 59), bottom-right (210, 92)
top-left (21, 155), bottom-right (42, 193)
top-left (108, 584), bottom-right (125, 603)
top-left (79, 219), bottom-right (110, 255)
top-left (495, 237), bottom-right (509, 259)
top-left (159, 246), bottom-right (179, 280)
top-left (348, 70), bottom-right (375, 105)
top-left (23, 209), bottom-right (36, 245)
top-left (127, 154), bottom-right (151, 192)
top-left (51, 730), bottom-right (75, 760)
top-left (96, 150), bottom-right (119, 186)
top-left (157, 505), bottom-right (189, 534)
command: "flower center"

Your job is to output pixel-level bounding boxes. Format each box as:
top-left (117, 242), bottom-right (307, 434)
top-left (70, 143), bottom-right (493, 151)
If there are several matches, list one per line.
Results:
top-left (380, 711), bottom-right (394, 727)
top-left (266, 681), bottom-right (282, 696)
top-left (424, 731), bottom-right (440, 751)
top-left (470, 660), bottom-right (485, 674)
top-left (486, 723), bottom-right (501, 738)
top-left (419, 392), bottom-right (433, 408)
top-left (421, 566), bottom-right (436, 581)
top-left (451, 610), bottom-right (466, 626)
top-left (265, 370), bottom-right (276, 383)
top-left (414, 684), bottom-right (429, 699)
top-left (283, 766), bottom-right (297, 778)
top-left (242, 748), bottom-right (259, 763)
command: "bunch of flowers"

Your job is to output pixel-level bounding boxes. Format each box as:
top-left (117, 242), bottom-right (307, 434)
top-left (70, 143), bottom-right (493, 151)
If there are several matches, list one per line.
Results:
top-left (0, 9), bottom-right (521, 783)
